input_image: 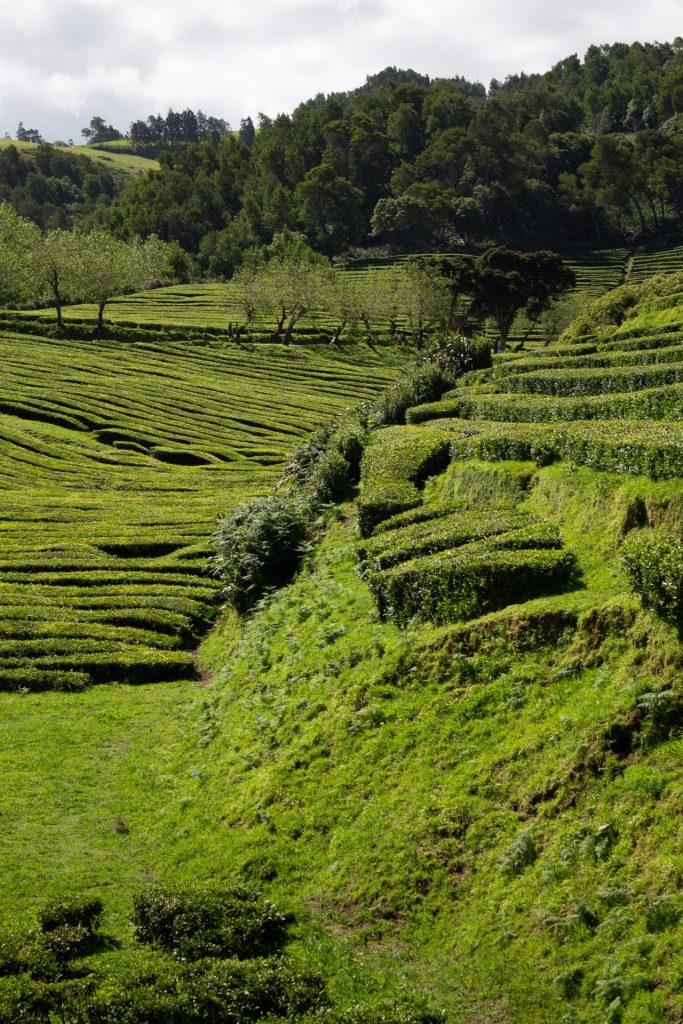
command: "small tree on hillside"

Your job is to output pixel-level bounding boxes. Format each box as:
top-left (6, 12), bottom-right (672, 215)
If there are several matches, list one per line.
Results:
top-left (0, 202), bottom-right (40, 303)
top-left (233, 249), bottom-right (268, 333)
top-left (398, 258), bottom-right (450, 348)
top-left (469, 247), bottom-right (576, 351)
top-left (81, 116), bottom-right (123, 144)
top-left (79, 231), bottom-right (168, 328)
top-left (262, 231), bottom-right (329, 342)
top-left (32, 229), bottom-right (86, 328)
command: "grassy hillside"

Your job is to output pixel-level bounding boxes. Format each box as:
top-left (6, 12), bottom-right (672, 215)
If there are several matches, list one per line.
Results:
top-left (2, 270), bottom-right (683, 1022)
top-left (189, 271), bottom-right (683, 1022)
top-left (0, 138), bottom-right (159, 177)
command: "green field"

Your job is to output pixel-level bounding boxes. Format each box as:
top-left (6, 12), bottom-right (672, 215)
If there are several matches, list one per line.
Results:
top-left (0, 328), bottom-right (405, 691)
top-left (18, 246), bottom-right (630, 345)
top-left (3, 263), bottom-right (683, 1022)
top-left (0, 138), bottom-right (159, 177)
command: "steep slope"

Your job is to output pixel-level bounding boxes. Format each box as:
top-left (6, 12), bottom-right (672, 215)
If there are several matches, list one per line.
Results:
top-left (190, 272), bottom-right (683, 1022)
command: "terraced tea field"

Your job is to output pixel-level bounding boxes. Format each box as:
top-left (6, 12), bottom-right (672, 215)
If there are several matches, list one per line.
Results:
top-left (357, 273), bottom-right (683, 627)
top-left (18, 246), bottom-right (630, 344)
top-left (630, 239), bottom-right (683, 284)
top-left (0, 327), bottom-right (404, 690)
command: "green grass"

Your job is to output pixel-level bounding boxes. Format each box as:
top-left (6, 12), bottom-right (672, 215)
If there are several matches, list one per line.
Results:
top-left (4, 263), bottom-right (683, 1021)
top-left (0, 137), bottom-right (159, 176)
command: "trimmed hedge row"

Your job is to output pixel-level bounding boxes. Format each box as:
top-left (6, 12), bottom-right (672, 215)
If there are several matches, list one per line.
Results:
top-left (367, 537), bottom-right (574, 626)
top-left (407, 382), bottom-right (683, 425)
top-left (370, 498), bottom-right (472, 535)
top-left (493, 342), bottom-right (683, 376)
top-left (554, 330), bottom-right (683, 357)
top-left (496, 360), bottom-right (683, 397)
top-left (445, 418), bottom-right (683, 479)
top-left (358, 508), bottom-right (543, 571)
top-left (360, 422), bottom-right (683, 542)
top-left (0, 648), bottom-right (197, 690)
top-left (357, 427), bottom-right (452, 536)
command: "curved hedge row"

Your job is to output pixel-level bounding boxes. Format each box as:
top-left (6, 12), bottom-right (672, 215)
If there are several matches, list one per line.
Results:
top-left (407, 382), bottom-right (683, 425)
top-left (356, 427), bottom-right (452, 537)
top-left (368, 537), bottom-right (574, 626)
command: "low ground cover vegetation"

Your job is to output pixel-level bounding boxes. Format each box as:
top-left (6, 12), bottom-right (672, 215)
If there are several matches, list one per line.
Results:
top-left (0, 327), bottom-right (404, 690)
top-left (4, 258), bottom-right (683, 1023)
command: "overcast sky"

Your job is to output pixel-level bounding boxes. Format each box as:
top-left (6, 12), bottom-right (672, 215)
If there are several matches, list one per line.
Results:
top-left (1, 0), bottom-right (681, 142)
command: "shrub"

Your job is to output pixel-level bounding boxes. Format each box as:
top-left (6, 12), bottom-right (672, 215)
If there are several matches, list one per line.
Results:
top-left (621, 529), bottom-right (683, 627)
top-left (498, 830), bottom-right (538, 876)
top-left (310, 449), bottom-right (353, 504)
top-left (38, 897), bottom-right (103, 935)
top-left (131, 883), bottom-right (290, 960)
top-left (33, 897), bottom-right (105, 970)
top-left (369, 364), bottom-right (455, 427)
top-left (423, 334), bottom-right (492, 379)
top-left (644, 894), bottom-right (680, 934)
top-left (213, 496), bottom-right (311, 612)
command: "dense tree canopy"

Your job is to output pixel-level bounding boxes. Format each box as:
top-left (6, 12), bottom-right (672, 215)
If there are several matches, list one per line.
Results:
top-left (5, 42), bottom-right (683, 267)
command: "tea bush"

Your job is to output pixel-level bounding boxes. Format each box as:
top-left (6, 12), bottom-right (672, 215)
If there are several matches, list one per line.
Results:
top-left (131, 883), bottom-right (291, 960)
top-left (621, 529), bottom-right (683, 627)
top-left (213, 496), bottom-right (312, 613)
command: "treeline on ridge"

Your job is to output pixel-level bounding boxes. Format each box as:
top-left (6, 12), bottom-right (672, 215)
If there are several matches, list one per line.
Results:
top-left (0, 144), bottom-right (117, 231)
top-left (3, 40), bottom-right (683, 276)
top-left (92, 40), bottom-right (683, 272)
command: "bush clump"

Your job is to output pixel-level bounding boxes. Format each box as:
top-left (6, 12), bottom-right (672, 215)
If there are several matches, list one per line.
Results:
top-left (38, 897), bottom-right (104, 935)
top-left (285, 417), bottom-right (366, 495)
top-left (369, 364), bottom-right (455, 427)
top-left (131, 883), bottom-right (291, 960)
top-left (213, 496), bottom-right (311, 613)
top-left (621, 528), bottom-right (683, 627)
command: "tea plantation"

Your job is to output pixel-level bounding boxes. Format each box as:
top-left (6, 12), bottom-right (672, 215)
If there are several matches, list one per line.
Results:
top-left (3, 266), bottom-right (683, 1024)
top-left (0, 326), bottom-right (405, 690)
top-left (17, 244), bottom-right (630, 343)
top-left (190, 269), bottom-right (683, 1022)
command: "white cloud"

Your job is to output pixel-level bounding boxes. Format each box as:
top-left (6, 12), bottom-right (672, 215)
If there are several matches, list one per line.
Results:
top-left (0, 0), bottom-right (680, 139)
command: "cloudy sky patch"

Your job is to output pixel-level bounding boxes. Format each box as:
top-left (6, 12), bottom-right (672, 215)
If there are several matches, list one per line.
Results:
top-left (0, 0), bottom-right (680, 141)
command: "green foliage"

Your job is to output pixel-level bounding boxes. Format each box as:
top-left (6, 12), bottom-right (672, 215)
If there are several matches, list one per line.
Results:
top-left (357, 427), bottom-right (452, 536)
top-left (213, 496), bottom-right (312, 613)
top-left (369, 365), bottom-right (455, 427)
top-left (84, 41), bottom-right (683, 264)
top-left (498, 831), bottom-right (538, 876)
top-left (560, 273), bottom-right (683, 344)
top-left (0, 328), bottom-right (399, 690)
top-left (367, 532), bottom-right (574, 626)
top-left (422, 333), bottom-right (492, 378)
top-left (621, 529), bottom-right (683, 626)
top-left (131, 883), bottom-right (290, 960)
top-left (0, 201), bottom-right (40, 301)
top-left (0, 141), bottom-right (119, 232)
top-left (38, 897), bottom-right (103, 934)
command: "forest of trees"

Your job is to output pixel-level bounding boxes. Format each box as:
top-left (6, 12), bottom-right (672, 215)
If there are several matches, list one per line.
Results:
top-left (3, 40), bottom-right (683, 274)
top-left (0, 144), bottom-right (117, 230)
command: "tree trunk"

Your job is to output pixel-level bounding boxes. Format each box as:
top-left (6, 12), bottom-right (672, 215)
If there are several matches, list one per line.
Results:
top-left (55, 300), bottom-right (63, 330)
top-left (97, 301), bottom-right (106, 329)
